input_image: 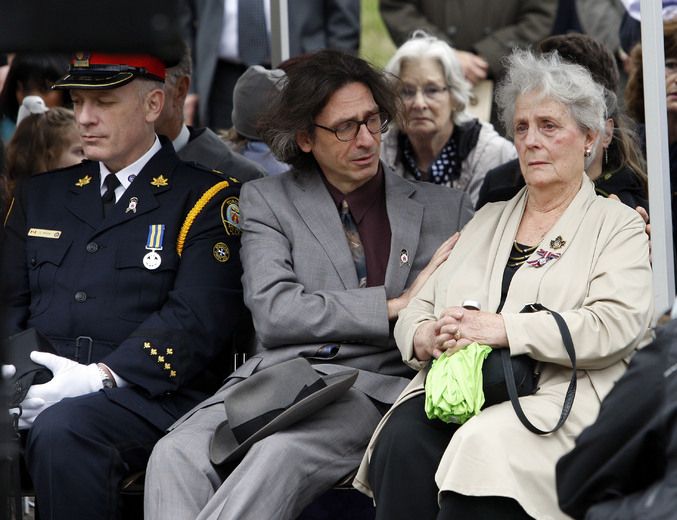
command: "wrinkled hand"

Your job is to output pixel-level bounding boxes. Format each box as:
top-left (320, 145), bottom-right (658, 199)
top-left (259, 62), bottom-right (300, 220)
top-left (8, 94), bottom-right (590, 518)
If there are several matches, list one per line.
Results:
top-left (387, 233), bottom-right (460, 319)
top-left (455, 50), bottom-right (489, 85)
top-left (17, 352), bottom-right (102, 427)
top-left (414, 306), bottom-right (508, 361)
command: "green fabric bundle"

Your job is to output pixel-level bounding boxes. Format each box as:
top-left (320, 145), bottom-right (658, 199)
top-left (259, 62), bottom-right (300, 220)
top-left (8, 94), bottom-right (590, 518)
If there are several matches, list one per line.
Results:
top-left (424, 342), bottom-right (493, 424)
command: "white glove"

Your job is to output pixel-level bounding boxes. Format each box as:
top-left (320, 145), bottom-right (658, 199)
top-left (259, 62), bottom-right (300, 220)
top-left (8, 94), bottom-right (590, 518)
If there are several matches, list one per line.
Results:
top-left (10, 397), bottom-right (46, 430)
top-left (18, 352), bottom-right (103, 425)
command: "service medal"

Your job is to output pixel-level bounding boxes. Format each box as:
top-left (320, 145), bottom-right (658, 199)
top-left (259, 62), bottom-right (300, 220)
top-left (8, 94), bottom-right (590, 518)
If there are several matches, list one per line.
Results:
top-left (143, 251), bottom-right (162, 270)
top-left (144, 224), bottom-right (165, 270)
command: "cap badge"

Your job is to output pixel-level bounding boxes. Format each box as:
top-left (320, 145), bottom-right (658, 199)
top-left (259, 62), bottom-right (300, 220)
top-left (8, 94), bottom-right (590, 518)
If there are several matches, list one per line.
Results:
top-left (150, 175), bottom-right (169, 187)
top-left (73, 52), bottom-right (90, 68)
top-left (75, 175), bottom-right (92, 187)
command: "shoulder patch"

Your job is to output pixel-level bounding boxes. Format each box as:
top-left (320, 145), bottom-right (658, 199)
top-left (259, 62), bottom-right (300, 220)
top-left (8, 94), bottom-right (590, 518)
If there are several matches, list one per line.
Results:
top-left (221, 196), bottom-right (241, 236)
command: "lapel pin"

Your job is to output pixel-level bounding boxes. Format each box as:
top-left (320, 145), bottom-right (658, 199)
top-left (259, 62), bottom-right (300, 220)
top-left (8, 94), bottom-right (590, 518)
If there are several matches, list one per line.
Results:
top-left (399, 249), bottom-right (410, 266)
top-left (550, 235), bottom-right (566, 250)
top-left (128, 174), bottom-right (137, 183)
top-left (125, 197), bottom-right (138, 214)
top-left (75, 175), bottom-right (92, 187)
top-left (150, 175), bottom-right (169, 187)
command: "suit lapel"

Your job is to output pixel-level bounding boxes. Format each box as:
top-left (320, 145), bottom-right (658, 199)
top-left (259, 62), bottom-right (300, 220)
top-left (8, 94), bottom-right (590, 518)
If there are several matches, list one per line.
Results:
top-left (383, 173), bottom-right (423, 298)
top-left (292, 170), bottom-right (359, 289)
top-left (65, 162), bottom-right (104, 230)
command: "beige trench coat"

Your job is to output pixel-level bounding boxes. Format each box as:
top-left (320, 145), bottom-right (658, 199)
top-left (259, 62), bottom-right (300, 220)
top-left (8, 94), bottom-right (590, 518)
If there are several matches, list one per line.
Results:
top-left (354, 176), bottom-right (654, 519)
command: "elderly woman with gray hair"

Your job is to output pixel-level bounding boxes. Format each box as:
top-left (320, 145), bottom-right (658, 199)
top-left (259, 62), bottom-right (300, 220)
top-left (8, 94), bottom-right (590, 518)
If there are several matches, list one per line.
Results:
top-left (353, 50), bottom-right (654, 519)
top-left (381, 30), bottom-right (516, 205)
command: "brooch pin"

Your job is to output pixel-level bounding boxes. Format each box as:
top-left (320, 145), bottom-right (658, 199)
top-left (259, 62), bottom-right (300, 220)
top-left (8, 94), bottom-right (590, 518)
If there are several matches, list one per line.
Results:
top-left (150, 175), bottom-right (169, 187)
top-left (75, 175), bottom-right (92, 187)
top-left (527, 248), bottom-right (561, 268)
top-left (550, 235), bottom-right (566, 250)
top-left (399, 249), bottom-right (409, 266)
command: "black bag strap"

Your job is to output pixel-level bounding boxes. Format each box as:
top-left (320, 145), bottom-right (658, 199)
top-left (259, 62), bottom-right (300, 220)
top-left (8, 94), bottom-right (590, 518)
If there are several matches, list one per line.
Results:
top-left (502, 303), bottom-right (577, 435)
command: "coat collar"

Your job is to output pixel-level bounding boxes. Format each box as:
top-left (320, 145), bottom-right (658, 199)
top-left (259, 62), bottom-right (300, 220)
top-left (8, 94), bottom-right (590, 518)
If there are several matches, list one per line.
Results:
top-left (65, 139), bottom-right (179, 235)
top-left (487, 174), bottom-right (596, 311)
top-left (291, 164), bottom-right (423, 293)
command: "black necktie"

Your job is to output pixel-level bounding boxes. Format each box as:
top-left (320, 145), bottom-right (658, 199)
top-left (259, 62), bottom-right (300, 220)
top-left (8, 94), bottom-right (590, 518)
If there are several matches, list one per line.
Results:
top-left (238, 0), bottom-right (269, 66)
top-left (102, 174), bottom-right (121, 217)
top-left (340, 200), bottom-right (367, 288)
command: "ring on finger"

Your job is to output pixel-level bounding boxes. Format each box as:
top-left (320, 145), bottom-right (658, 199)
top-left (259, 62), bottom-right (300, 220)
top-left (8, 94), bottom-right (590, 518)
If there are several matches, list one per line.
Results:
top-left (454, 328), bottom-right (461, 341)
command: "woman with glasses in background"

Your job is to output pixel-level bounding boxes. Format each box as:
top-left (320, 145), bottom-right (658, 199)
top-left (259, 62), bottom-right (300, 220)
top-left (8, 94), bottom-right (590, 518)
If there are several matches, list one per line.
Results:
top-left (381, 30), bottom-right (516, 205)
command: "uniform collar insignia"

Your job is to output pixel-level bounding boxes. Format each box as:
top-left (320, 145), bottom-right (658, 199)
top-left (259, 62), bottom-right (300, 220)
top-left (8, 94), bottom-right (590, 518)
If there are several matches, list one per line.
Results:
top-left (75, 175), bottom-right (92, 187)
top-left (550, 235), bottom-right (566, 249)
top-left (150, 175), bottom-right (169, 187)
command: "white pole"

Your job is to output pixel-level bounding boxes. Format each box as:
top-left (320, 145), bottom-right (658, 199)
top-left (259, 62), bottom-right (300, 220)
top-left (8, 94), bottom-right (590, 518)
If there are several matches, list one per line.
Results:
top-left (270, 0), bottom-right (290, 67)
top-left (641, 0), bottom-right (675, 315)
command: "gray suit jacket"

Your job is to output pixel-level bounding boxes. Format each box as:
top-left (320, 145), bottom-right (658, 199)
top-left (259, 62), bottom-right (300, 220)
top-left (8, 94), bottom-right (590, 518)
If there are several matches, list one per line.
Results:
top-left (233, 165), bottom-right (473, 404)
top-left (180, 127), bottom-right (265, 183)
top-left (180, 0), bottom-right (360, 126)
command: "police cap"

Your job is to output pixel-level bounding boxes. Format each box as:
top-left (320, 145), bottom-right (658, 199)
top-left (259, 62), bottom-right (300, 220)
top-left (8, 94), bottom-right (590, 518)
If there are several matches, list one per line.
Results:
top-left (52, 52), bottom-right (165, 90)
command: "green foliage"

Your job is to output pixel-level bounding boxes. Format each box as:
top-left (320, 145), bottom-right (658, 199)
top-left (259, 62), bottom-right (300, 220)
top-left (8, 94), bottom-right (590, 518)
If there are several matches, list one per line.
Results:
top-left (359, 0), bottom-right (396, 69)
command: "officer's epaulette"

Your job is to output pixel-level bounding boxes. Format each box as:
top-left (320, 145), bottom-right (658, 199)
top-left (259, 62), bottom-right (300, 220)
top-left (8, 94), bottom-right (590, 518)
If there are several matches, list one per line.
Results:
top-left (32, 159), bottom-right (95, 178)
top-left (183, 160), bottom-right (224, 177)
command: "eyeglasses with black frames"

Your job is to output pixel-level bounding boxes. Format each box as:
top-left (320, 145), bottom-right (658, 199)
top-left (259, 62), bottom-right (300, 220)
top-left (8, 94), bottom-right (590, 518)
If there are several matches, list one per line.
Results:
top-left (313, 111), bottom-right (390, 142)
top-left (399, 84), bottom-right (451, 101)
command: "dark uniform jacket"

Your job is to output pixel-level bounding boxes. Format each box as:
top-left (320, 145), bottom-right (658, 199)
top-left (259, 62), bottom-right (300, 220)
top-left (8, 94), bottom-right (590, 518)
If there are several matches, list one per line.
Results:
top-left (1, 139), bottom-right (246, 430)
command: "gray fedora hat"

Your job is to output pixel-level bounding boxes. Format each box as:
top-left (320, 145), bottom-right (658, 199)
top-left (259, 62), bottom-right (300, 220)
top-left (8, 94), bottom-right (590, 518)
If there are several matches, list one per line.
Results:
top-left (210, 358), bottom-right (358, 465)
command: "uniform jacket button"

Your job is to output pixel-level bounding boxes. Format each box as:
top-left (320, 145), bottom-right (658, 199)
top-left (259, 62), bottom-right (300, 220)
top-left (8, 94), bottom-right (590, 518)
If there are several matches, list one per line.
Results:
top-left (86, 242), bottom-right (99, 253)
top-left (74, 291), bottom-right (87, 303)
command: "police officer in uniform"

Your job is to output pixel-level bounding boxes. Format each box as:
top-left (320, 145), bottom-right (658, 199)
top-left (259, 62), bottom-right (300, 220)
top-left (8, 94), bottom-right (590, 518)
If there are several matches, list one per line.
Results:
top-left (1, 52), bottom-right (246, 519)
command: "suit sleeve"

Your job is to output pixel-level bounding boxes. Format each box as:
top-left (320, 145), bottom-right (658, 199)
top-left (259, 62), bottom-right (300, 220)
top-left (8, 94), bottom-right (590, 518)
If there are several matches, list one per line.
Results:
top-left (103, 182), bottom-right (246, 396)
top-left (325, 0), bottom-right (361, 53)
top-left (239, 181), bottom-right (391, 349)
top-left (379, 0), bottom-right (450, 47)
top-left (504, 211), bottom-right (653, 369)
top-left (472, 0), bottom-right (558, 77)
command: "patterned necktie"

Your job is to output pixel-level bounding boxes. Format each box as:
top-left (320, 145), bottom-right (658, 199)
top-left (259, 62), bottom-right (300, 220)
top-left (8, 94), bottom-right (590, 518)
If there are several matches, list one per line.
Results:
top-left (340, 200), bottom-right (367, 288)
top-left (102, 174), bottom-right (121, 217)
top-left (238, 0), bottom-right (269, 66)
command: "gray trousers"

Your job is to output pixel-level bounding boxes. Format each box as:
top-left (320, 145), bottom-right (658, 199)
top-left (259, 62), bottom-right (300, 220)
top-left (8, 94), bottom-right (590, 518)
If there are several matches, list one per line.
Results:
top-left (144, 386), bottom-right (382, 520)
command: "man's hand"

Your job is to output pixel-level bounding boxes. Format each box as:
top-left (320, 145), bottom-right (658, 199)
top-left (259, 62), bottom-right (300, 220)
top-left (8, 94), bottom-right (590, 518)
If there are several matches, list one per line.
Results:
top-left (455, 50), bottom-right (489, 85)
top-left (387, 232), bottom-right (460, 320)
top-left (17, 352), bottom-right (103, 427)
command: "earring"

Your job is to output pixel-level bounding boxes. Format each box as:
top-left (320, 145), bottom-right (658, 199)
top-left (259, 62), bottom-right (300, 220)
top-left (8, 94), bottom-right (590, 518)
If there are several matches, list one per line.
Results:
top-left (604, 147), bottom-right (608, 165)
top-left (584, 148), bottom-right (591, 158)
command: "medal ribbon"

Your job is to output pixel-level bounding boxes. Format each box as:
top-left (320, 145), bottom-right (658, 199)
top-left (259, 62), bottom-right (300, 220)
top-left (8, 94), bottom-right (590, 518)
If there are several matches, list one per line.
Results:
top-left (146, 224), bottom-right (165, 251)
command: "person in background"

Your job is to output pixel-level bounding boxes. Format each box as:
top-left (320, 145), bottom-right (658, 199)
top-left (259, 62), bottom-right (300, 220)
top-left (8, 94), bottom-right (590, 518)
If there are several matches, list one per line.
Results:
top-left (221, 65), bottom-right (290, 175)
top-left (1, 106), bottom-right (84, 212)
top-left (153, 42), bottom-right (265, 183)
top-left (180, 0), bottom-right (360, 131)
top-left (381, 30), bottom-right (516, 206)
top-left (0, 52), bottom-right (69, 142)
top-left (625, 18), bottom-right (677, 284)
top-left (354, 49), bottom-right (653, 520)
top-left (477, 33), bottom-right (647, 212)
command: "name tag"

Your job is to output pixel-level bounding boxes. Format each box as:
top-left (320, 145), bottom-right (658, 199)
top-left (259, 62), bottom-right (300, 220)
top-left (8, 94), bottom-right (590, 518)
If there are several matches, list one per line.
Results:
top-left (28, 228), bottom-right (62, 239)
